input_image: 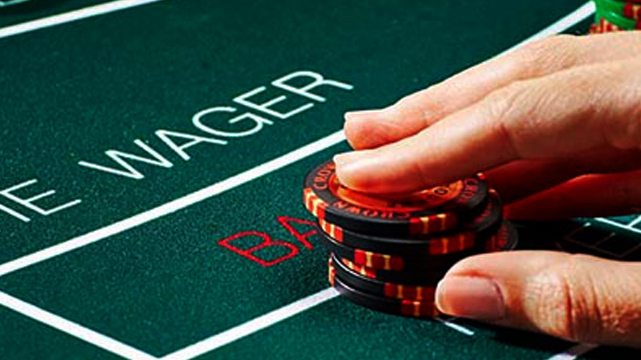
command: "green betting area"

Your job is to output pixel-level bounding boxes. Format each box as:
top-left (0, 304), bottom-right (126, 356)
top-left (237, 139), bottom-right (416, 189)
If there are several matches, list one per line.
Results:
top-left (1, 1), bottom-right (640, 359)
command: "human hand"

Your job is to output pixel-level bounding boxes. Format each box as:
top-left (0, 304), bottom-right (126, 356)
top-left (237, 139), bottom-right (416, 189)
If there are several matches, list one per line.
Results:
top-left (334, 32), bottom-right (641, 347)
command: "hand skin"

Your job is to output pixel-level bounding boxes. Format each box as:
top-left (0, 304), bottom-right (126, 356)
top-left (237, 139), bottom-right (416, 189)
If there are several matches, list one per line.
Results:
top-left (334, 32), bottom-right (641, 348)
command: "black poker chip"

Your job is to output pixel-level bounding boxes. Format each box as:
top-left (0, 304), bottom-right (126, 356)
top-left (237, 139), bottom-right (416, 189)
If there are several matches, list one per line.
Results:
top-left (318, 191), bottom-right (503, 255)
top-left (303, 160), bottom-right (489, 237)
top-left (330, 264), bottom-right (439, 318)
top-left (329, 256), bottom-right (436, 301)
top-left (484, 221), bottom-right (519, 253)
top-left (333, 254), bottom-right (448, 286)
top-left (330, 223), bottom-right (517, 286)
top-left (317, 221), bottom-right (491, 271)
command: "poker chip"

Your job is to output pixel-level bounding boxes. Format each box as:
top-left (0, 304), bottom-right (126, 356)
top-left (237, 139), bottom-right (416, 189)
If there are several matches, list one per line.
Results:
top-left (332, 222), bottom-right (518, 287)
top-left (317, 191), bottom-right (503, 255)
top-left (317, 220), bottom-right (517, 271)
top-left (302, 158), bottom-right (519, 318)
top-left (485, 221), bottom-right (519, 252)
top-left (330, 263), bottom-right (440, 318)
top-left (336, 255), bottom-right (449, 286)
top-left (590, 17), bottom-right (626, 33)
top-left (596, 0), bottom-right (641, 20)
top-left (318, 220), bottom-right (487, 270)
top-left (598, 8), bottom-right (640, 29)
top-left (591, 0), bottom-right (641, 33)
top-left (303, 160), bottom-right (488, 237)
top-left (330, 256), bottom-right (436, 301)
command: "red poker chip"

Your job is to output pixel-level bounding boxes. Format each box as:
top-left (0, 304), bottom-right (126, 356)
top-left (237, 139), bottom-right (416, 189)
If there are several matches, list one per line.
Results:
top-left (303, 160), bottom-right (488, 237)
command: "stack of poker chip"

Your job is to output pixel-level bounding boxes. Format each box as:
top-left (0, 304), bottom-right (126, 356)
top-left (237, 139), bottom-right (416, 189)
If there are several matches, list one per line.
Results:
top-left (302, 160), bottom-right (518, 318)
top-left (590, 0), bottom-right (641, 33)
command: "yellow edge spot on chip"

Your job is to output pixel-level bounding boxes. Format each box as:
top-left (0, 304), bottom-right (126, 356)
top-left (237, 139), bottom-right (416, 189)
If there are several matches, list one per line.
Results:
top-left (420, 217), bottom-right (430, 233)
top-left (440, 237), bottom-right (449, 254)
top-left (303, 191), bottom-right (311, 210)
top-left (458, 233), bottom-right (466, 251)
top-left (311, 197), bottom-right (324, 217)
top-left (437, 213), bottom-right (447, 231)
top-left (320, 220), bottom-right (332, 237)
top-left (304, 191), bottom-right (321, 216)
top-left (329, 223), bottom-right (337, 238)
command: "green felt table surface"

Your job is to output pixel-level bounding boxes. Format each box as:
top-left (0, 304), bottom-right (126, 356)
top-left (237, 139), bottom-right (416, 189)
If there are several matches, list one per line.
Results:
top-left (1, 1), bottom-right (640, 359)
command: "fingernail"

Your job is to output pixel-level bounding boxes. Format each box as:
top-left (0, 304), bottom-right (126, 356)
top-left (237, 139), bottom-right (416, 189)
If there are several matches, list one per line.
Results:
top-left (333, 152), bottom-right (359, 169)
top-left (436, 276), bottom-right (506, 320)
top-left (333, 152), bottom-right (371, 187)
top-left (344, 109), bottom-right (381, 123)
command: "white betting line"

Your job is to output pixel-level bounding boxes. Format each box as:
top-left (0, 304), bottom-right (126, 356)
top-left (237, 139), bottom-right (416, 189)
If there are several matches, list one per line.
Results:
top-left (435, 318), bottom-right (475, 336)
top-left (506, 1), bottom-right (595, 53)
top-left (0, 0), bottom-right (163, 40)
top-left (0, 291), bottom-right (158, 360)
top-left (595, 217), bottom-right (641, 235)
top-left (545, 343), bottom-right (599, 360)
top-left (628, 215), bottom-right (641, 227)
top-left (159, 288), bottom-right (339, 360)
top-left (0, 131), bottom-right (346, 278)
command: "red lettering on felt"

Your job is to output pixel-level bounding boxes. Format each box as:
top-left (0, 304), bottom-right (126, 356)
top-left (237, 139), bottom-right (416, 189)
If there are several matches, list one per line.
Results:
top-left (218, 231), bottom-right (298, 267)
top-left (277, 216), bottom-right (317, 249)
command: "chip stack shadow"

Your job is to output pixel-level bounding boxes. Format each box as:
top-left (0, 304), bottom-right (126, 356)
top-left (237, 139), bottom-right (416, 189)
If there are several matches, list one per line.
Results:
top-left (303, 159), bottom-right (518, 317)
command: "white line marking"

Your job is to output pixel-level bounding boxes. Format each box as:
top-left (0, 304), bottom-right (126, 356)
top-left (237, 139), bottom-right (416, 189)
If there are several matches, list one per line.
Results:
top-left (627, 215), bottom-right (641, 227)
top-left (595, 218), bottom-right (641, 235)
top-left (0, 131), bottom-right (346, 278)
top-left (0, 0), bottom-right (33, 8)
top-left (159, 288), bottom-right (339, 360)
top-left (0, 0), bottom-right (163, 40)
top-left (2, 178), bottom-right (38, 193)
top-left (506, 1), bottom-right (595, 53)
top-left (0, 203), bottom-right (30, 222)
top-left (435, 318), bottom-right (475, 336)
top-left (0, 291), bottom-right (158, 360)
top-left (545, 343), bottom-right (599, 360)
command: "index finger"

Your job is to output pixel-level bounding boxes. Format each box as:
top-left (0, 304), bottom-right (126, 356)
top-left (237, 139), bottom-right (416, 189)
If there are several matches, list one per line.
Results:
top-left (335, 59), bottom-right (640, 193)
top-left (345, 32), bottom-right (641, 150)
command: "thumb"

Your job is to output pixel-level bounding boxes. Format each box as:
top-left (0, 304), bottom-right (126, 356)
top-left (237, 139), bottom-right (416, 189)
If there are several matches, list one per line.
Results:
top-left (435, 251), bottom-right (641, 347)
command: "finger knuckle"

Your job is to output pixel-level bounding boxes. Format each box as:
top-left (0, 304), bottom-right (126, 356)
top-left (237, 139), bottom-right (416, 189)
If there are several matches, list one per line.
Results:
top-left (528, 255), bottom-right (604, 342)
top-left (394, 89), bottom-right (446, 124)
top-left (345, 116), bottom-right (399, 148)
top-left (408, 154), bottom-right (432, 190)
top-left (483, 82), bottom-right (526, 120)
top-left (549, 59), bottom-right (641, 151)
top-left (512, 35), bottom-right (579, 76)
top-left (480, 82), bottom-right (531, 156)
top-left (599, 62), bottom-right (641, 150)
